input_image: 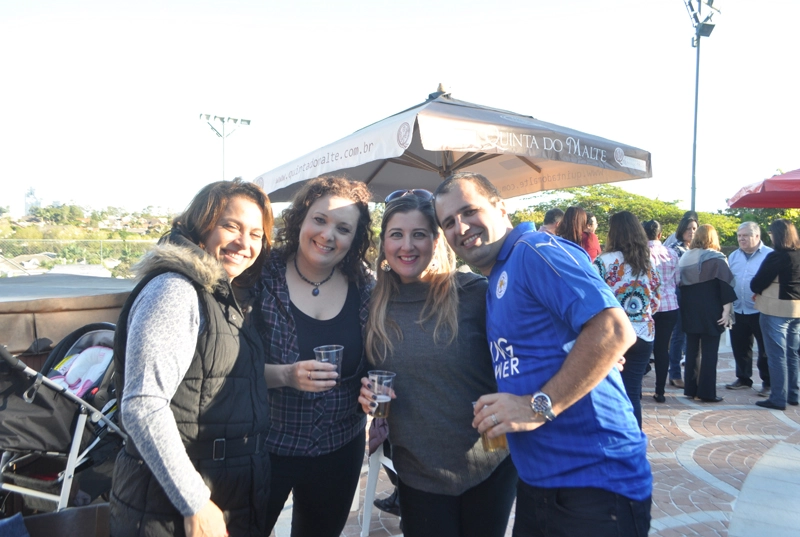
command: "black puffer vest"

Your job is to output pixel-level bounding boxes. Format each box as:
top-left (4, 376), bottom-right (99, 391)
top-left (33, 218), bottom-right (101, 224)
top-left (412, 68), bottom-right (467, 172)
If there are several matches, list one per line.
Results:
top-left (109, 232), bottom-right (270, 537)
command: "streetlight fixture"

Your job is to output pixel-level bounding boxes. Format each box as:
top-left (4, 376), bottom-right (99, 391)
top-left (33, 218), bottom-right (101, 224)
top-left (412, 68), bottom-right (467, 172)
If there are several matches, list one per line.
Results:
top-left (199, 114), bottom-right (251, 180)
top-left (684, 0), bottom-right (720, 211)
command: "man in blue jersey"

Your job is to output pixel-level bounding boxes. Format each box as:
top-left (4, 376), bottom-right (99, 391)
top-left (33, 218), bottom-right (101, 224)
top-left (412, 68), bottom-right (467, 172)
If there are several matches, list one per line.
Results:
top-left (434, 172), bottom-right (652, 537)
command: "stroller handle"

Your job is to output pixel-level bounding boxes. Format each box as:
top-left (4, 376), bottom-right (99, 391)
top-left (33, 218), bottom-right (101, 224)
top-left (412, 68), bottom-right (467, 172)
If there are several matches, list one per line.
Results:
top-left (0, 345), bottom-right (27, 371)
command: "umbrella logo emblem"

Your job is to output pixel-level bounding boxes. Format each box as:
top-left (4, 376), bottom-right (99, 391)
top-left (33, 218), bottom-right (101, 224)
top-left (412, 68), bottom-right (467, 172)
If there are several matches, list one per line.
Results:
top-left (397, 122), bottom-right (411, 148)
top-left (614, 148), bottom-right (625, 166)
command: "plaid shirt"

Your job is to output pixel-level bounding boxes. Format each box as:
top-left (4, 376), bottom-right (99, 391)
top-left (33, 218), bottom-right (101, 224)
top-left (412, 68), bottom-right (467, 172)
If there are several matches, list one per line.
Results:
top-left (649, 240), bottom-right (679, 312)
top-left (256, 251), bottom-right (371, 457)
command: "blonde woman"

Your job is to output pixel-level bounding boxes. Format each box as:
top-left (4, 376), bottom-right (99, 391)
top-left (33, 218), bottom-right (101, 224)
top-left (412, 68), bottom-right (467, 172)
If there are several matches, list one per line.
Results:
top-left (358, 190), bottom-right (517, 537)
top-left (678, 224), bottom-right (737, 402)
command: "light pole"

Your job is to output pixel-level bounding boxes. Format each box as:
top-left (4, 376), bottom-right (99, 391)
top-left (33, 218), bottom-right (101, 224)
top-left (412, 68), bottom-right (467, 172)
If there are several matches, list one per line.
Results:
top-left (199, 114), bottom-right (251, 180)
top-left (685, 0), bottom-right (720, 211)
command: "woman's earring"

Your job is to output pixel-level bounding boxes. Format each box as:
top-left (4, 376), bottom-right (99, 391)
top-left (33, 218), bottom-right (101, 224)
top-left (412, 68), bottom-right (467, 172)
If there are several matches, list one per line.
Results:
top-left (381, 259), bottom-right (392, 272)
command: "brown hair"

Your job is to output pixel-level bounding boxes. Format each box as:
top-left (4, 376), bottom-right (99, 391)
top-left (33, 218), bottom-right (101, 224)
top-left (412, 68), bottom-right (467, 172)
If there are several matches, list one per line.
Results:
top-left (556, 206), bottom-right (587, 245)
top-left (642, 220), bottom-right (661, 241)
top-left (675, 215), bottom-right (698, 245)
top-left (170, 178), bottom-right (273, 287)
top-left (366, 195), bottom-right (458, 364)
top-left (690, 224), bottom-right (721, 251)
top-left (276, 175), bottom-right (373, 286)
top-left (769, 219), bottom-right (800, 250)
top-left (605, 211), bottom-right (651, 277)
top-left (433, 172), bottom-right (502, 208)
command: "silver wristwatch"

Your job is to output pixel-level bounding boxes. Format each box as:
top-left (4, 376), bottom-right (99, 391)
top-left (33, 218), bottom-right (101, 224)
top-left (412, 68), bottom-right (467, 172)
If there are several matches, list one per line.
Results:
top-left (530, 392), bottom-right (557, 422)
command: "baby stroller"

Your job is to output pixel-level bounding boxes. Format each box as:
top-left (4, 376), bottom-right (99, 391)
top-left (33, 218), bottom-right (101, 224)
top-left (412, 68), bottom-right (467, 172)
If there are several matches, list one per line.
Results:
top-left (0, 322), bottom-right (126, 514)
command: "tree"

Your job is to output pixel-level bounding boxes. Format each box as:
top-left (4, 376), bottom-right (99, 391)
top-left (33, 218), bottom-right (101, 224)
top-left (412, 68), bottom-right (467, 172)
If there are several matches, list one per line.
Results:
top-left (719, 207), bottom-right (800, 247)
top-left (0, 206), bottom-right (8, 217)
top-left (510, 185), bottom-right (741, 246)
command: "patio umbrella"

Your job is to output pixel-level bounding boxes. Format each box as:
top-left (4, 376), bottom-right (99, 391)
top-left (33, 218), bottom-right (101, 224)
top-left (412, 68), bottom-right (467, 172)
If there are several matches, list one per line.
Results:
top-left (728, 168), bottom-right (800, 209)
top-left (254, 86), bottom-right (652, 201)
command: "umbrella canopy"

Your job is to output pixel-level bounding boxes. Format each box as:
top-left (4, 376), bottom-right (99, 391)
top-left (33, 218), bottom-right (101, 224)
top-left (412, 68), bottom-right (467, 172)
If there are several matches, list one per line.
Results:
top-left (728, 168), bottom-right (800, 209)
top-left (254, 88), bottom-right (652, 201)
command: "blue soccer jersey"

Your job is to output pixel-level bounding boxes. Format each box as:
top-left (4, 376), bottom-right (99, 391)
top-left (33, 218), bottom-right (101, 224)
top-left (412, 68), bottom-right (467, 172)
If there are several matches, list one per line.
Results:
top-left (486, 223), bottom-right (652, 501)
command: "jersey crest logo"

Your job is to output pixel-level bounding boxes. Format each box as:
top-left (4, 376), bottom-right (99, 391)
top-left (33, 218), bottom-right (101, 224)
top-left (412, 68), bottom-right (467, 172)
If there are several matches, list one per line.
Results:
top-left (496, 271), bottom-right (508, 299)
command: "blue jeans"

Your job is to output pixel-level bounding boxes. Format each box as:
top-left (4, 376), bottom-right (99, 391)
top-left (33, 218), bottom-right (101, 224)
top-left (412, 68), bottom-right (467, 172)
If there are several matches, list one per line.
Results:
top-left (621, 337), bottom-right (654, 428)
top-left (760, 314), bottom-right (800, 407)
top-left (512, 483), bottom-right (651, 537)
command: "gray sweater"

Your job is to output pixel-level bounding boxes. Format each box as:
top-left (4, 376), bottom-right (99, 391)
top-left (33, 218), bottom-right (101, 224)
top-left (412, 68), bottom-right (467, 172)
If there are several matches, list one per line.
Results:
top-left (379, 271), bottom-right (509, 495)
top-left (122, 273), bottom-right (209, 516)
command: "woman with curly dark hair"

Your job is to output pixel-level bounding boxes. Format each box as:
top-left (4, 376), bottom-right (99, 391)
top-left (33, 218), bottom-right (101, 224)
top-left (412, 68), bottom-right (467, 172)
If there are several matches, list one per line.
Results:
top-left (255, 175), bottom-right (374, 537)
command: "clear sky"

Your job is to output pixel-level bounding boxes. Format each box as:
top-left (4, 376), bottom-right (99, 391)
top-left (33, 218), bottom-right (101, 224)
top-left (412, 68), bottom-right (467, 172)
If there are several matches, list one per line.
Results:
top-left (2, 0), bottom-right (798, 217)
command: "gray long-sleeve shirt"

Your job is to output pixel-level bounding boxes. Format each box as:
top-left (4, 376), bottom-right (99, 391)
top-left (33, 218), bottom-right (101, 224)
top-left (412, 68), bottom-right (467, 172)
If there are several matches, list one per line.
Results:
top-left (121, 272), bottom-right (210, 516)
top-left (379, 272), bottom-right (509, 495)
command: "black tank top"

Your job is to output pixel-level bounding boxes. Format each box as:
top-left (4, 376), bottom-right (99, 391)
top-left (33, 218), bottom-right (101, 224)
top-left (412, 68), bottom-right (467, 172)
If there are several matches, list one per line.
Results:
top-left (290, 282), bottom-right (362, 379)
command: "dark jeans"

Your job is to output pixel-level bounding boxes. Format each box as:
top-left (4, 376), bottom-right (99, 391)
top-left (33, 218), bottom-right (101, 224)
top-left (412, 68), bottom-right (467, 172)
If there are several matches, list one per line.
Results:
top-left (620, 337), bottom-right (654, 428)
top-left (730, 312), bottom-right (770, 387)
top-left (653, 309), bottom-right (680, 396)
top-left (263, 430), bottom-right (365, 537)
top-left (684, 332), bottom-right (722, 400)
top-left (668, 303), bottom-right (686, 380)
top-left (397, 455), bottom-right (518, 537)
top-left (511, 482), bottom-right (651, 537)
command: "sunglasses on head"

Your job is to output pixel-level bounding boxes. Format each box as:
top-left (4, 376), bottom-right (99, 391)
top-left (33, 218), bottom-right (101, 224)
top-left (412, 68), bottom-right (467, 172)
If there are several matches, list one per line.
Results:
top-left (384, 189), bottom-right (434, 203)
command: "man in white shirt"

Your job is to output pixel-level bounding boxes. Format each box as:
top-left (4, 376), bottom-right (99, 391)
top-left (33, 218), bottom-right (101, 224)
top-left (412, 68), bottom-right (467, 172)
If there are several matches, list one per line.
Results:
top-left (726, 222), bottom-right (773, 395)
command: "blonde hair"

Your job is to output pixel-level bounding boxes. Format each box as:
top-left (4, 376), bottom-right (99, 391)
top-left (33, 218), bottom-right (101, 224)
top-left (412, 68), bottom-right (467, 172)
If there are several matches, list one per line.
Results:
top-left (365, 196), bottom-right (459, 364)
top-left (690, 224), bottom-right (720, 251)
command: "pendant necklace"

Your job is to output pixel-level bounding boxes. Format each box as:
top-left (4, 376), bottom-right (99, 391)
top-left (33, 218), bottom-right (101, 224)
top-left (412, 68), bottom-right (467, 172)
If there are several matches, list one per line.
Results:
top-left (294, 257), bottom-right (336, 297)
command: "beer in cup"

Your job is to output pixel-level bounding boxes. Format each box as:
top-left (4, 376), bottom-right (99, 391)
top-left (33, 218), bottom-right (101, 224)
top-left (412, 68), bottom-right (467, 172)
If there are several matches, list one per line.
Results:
top-left (472, 402), bottom-right (509, 453)
top-left (368, 370), bottom-right (396, 418)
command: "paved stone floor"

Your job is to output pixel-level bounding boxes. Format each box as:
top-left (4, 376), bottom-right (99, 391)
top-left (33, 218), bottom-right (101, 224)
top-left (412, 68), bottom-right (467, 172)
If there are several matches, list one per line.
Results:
top-left (273, 349), bottom-right (800, 536)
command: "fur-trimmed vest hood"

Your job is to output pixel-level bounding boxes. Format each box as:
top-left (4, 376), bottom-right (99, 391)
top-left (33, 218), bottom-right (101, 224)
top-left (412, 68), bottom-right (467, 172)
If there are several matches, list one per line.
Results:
top-left (111, 229), bottom-right (270, 537)
top-left (132, 230), bottom-right (228, 294)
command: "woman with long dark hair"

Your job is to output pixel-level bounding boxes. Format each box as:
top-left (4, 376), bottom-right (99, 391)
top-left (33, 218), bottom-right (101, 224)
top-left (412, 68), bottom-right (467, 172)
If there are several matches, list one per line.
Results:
top-left (358, 191), bottom-right (517, 537)
top-left (593, 211), bottom-right (661, 427)
top-left (556, 206), bottom-right (587, 246)
top-left (644, 220), bottom-right (680, 403)
top-left (256, 176), bottom-right (374, 537)
top-left (751, 219), bottom-right (800, 411)
top-left (678, 224), bottom-right (736, 402)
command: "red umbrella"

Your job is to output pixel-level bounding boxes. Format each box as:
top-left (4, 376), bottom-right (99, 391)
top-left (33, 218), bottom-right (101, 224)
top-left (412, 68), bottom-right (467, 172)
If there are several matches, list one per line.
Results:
top-left (728, 168), bottom-right (800, 208)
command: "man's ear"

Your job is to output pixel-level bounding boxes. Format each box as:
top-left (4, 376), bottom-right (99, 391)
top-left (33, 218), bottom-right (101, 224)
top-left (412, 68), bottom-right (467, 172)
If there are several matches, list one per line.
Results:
top-left (494, 198), bottom-right (509, 219)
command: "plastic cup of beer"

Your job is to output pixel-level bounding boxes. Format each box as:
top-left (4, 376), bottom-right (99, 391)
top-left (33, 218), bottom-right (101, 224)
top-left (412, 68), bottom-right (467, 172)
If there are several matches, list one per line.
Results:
top-left (368, 370), bottom-right (395, 418)
top-left (472, 402), bottom-right (508, 453)
top-left (314, 345), bottom-right (343, 386)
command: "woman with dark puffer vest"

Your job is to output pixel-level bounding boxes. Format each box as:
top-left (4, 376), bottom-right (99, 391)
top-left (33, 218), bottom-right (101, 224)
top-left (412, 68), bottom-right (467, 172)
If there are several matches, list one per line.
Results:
top-left (110, 179), bottom-right (273, 537)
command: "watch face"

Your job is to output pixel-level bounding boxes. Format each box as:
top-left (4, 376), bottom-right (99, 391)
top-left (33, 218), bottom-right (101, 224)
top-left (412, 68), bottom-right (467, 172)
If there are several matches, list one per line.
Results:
top-left (533, 394), bottom-right (551, 413)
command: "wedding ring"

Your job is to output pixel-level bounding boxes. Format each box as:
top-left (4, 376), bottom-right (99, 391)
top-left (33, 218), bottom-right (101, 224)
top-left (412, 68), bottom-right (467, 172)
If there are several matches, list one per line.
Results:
top-left (308, 372), bottom-right (312, 380)
top-left (491, 414), bottom-right (499, 426)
